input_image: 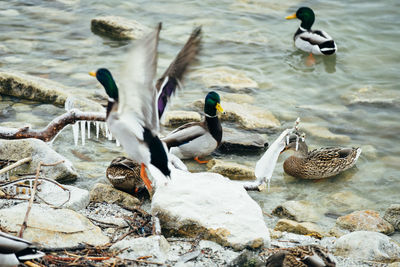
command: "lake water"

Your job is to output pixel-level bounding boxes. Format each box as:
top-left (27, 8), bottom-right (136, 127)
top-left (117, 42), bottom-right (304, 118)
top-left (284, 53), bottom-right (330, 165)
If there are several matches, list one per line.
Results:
top-left (1, 0), bottom-right (399, 235)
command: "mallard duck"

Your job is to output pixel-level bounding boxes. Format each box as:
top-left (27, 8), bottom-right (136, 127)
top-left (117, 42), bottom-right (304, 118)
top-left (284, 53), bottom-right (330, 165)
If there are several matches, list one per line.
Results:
top-left (281, 134), bottom-right (361, 179)
top-left (286, 7), bottom-right (337, 56)
top-left (161, 91), bottom-right (223, 163)
top-left (0, 231), bottom-right (44, 266)
top-left (266, 245), bottom-right (336, 267)
top-left (90, 24), bottom-right (201, 191)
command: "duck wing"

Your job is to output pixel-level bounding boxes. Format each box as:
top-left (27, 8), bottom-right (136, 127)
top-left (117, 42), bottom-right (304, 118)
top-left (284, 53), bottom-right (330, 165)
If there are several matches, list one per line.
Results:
top-left (118, 23), bottom-right (161, 134)
top-left (162, 122), bottom-right (207, 148)
top-left (308, 147), bottom-right (350, 161)
top-left (156, 26), bottom-right (202, 118)
top-left (299, 30), bottom-right (332, 45)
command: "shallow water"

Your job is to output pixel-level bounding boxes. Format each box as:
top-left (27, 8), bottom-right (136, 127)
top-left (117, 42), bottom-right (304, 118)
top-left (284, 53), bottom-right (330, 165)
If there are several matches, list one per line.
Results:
top-left (1, 0), bottom-right (399, 234)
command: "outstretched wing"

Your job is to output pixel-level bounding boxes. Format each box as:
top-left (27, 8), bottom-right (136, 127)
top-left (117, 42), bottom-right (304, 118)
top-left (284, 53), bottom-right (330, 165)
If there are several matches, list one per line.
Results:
top-left (156, 26), bottom-right (202, 118)
top-left (118, 23), bottom-right (161, 133)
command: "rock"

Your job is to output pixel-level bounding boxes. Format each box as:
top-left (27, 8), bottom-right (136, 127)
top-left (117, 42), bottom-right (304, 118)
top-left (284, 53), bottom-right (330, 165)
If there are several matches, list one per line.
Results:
top-left (0, 139), bottom-right (78, 182)
top-left (221, 102), bottom-right (280, 130)
top-left (220, 92), bottom-right (254, 104)
top-left (0, 203), bottom-right (109, 248)
top-left (227, 250), bottom-right (264, 267)
top-left (38, 183), bottom-right (90, 211)
top-left (272, 200), bottom-right (321, 222)
top-left (189, 67), bottom-right (258, 90)
top-left (32, 104), bottom-right (64, 117)
top-left (151, 169), bottom-right (270, 250)
top-left (360, 144), bottom-right (378, 160)
top-left (336, 210), bottom-right (394, 234)
top-left (301, 122), bottom-right (350, 142)
top-left (219, 127), bottom-right (268, 152)
top-left (341, 86), bottom-right (400, 108)
top-left (207, 159), bottom-right (255, 180)
top-left (323, 191), bottom-right (373, 213)
top-left (334, 231), bottom-right (400, 262)
top-left (91, 16), bottom-right (150, 40)
top-left (328, 226), bottom-right (347, 238)
top-left (384, 204), bottom-right (400, 230)
top-left (162, 110), bottom-right (201, 126)
top-left (90, 183), bottom-right (140, 207)
top-left (0, 71), bottom-right (104, 111)
top-left (274, 219), bottom-right (325, 238)
top-left (111, 235), bottom-right (170, 263)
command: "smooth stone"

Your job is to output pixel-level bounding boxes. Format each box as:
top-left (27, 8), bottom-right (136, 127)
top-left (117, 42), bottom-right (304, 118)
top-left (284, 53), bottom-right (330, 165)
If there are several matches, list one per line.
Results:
top-left (0, 71), bottom-right (104, 111)
top-left (38, 183), bottom-right (90, 211)
top-left (328, 226), bottom-right (347, 238)
top-left (219, 127), bottom-right (268, 152)
top-left (162, 110), bottom-right (201, 126)
top-left (301, 122), bottom-right (351, 142)
top-left (274, 219), bottom-right (325, 238)
top-left (334, 231), bottom-right (400, 262)
top-left (272, 200), bottom-right (321, 222)
top-left (0, 203), bottom-right (109, 248)
top-left (207, 159), bottom-right (255, 180)
top-left (14, 113), bottom-right (46, 128)
top-left (221, 102), bottom-right (280, 130)
top-left (298, 103), bottom-right (348, 114)
top-left (220, 92), bottom-right (254, 104)
top-left (189, 67), bottom-right (258, 90)
top-left (341, 86), bottom-right (400, 107)
top-left (151, 169), bottom-right (270, 250)
top-left (384, 204), bottom-right (400, 231)
top-left (0, 139), bottom-right (78, 182)
top-left (111, 235), bottom-right (170, 263)
top-left (323, 191), bottom-right (373, 213)
top-left (91, 16), bottom-right (150, 40)
top-left (360, 144), bottom-right (378, 160)
top-left (0, 9), bottom-right (20, 16)
top-left (336, 210), bottom-right (394, 235)
top-left (90, 183), bottom-right (140, 207)
top-left (12, 103), bottom-right (36, 113)
top-left (32, 104), bottom-right (64, 117)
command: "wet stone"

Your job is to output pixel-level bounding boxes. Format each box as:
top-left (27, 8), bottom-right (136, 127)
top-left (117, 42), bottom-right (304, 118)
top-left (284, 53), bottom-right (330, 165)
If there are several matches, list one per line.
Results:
top-left (272, 200), bottom-right (321, 223)
top-left (90, 183), bottom-right (140, 207)
top-left (384, 204), bottom-right (400, 231)
top-left (207, 159), bottom-right (255, 180)
top-left (162, 110), bottom-right (201, 126)
top-left (219, 127), bottom-right (268, 153)
top-left (91, 16), bottom-right (150, 40)
top-left (274, 219), bottom-right (325, 238)
top-left (336, 210), bottom-right (394, 234)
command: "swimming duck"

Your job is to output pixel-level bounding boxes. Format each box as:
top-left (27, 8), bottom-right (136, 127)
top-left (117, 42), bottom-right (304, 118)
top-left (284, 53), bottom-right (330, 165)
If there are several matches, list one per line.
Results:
top-left (266, 245), bottom-right (336, 267)
top-left (90, 24), bottom-right (201, 191)
top-left (161, 91), bottom-right (223, 163)
top-left (286, 7), bottom-right (337, 56)
top-left (0, 231), bottom-right (44, 266)
top-left (281, 134), bottom-right (361, 179)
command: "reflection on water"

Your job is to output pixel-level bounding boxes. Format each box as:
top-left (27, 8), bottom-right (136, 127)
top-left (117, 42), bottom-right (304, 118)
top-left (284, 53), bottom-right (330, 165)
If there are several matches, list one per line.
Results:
top-left (1, 0), bottom-right (400, 231)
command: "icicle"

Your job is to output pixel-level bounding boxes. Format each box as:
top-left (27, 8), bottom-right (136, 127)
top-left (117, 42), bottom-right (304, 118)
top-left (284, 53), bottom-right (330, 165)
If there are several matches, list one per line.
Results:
top-left (104, 123), bottom-right (109, 138)
top-left (116, 139), bottom-right (120, 147)
top-left (108, 130), bottom-right (113, 141)
top-left (295, 135), bottom-right (299, 151)
top-left (72, 122), bottom-right (79, 146)
top-left (96, 121), bottom-right (100, 139)
top-left (80, 121), bottom-right (86, 146)
top-left (87, 121), bottom-right (91, 139)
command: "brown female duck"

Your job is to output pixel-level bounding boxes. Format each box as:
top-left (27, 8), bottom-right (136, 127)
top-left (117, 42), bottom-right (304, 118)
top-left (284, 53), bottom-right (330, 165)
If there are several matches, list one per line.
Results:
top-left (281, 135), bottom-right (361, 179)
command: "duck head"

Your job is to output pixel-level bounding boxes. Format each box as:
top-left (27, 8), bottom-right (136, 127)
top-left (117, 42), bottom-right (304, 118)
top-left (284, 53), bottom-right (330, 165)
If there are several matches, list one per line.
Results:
top-left (204, 91), bottom-right (223, 117)
top-left (281, 134), bottom-right (308, 156)
top-left (286, 7), bottom-right (315, 31)
top-left (89, 68), bottom-right (119, 101)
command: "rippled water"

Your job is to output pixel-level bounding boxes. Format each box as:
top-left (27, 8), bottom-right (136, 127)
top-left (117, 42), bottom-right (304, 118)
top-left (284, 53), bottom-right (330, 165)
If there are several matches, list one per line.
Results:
top-left (1, 0), bottom-right (399, 234)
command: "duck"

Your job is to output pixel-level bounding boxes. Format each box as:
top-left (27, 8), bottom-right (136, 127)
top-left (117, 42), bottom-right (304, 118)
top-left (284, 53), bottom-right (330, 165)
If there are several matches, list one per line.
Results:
top-left (90, 24), bottom-right (201, 191)
top-left (0, 231), bottom-right (45, 266)
top-left (286, 7), bottom-right (337, 56)
top-left (281, 134), bottom-right (361, 179)
top-left (161, 91), bottom-right (223, 164)
top-left (265, 245), bottom-right (336, 267)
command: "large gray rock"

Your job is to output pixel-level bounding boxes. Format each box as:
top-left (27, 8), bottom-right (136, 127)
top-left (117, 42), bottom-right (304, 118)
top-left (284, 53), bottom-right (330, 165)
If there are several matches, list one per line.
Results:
top-left (38, 183), bottom-right (90, 211)
top-left (384, 204), bottom-right (400, 231)
top-left (207, 159), bottom-right (255, 180)
top-left (0, 71), bottom-right (104, 111)
top-left (336, 210), bottom-right (394, 235)
top-left (0, 203), bottom-right (109, 248)
top-left (334, 231), bottom-right (400, 262)
top-left (91, 16), bottom-right (150, 40)
top-left (0, 139), bottom-right (78, 182)
top-left (272, 200), bottom-right (321, 222)
top-left (151, 169), bottom-right (270, 250)
top-left (219, 127), bottom-right (268, 152)
top-left (90, 183), bottom-right (140, 207)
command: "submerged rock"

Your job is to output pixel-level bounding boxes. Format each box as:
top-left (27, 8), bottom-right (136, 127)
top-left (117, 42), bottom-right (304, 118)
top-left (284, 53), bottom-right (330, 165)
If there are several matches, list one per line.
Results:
top-left (301, 122), bottom-right (350, 143)
top-left (323, 191), bottom-right (373, 213)
top-left (207, 159), bottom-right (255, 180)
top-left (219, 127), bottom-right (268, 153)
top-left (162, 110), bottom-right (201, 126)
top-left (336, 210), bottom-right (394, 235)
top-left (0, 139), bottom-right (77, 182)
top-left (90, 183), bottom-right (140, 207)
top-left (274, 219), bottom-right (325, 238)
top-left (189, 66), bottom-right (258, 90)
top-left (272, 200), bottom-right (321, 222)
top-left (91, 16), bottom-right (150, 40)
top-left (341, 86), bottom-right (400, 108)
top-left (151, 169), bottom-right (270, 250)
top-left (0, 203), bottom-right (109, 248)
top-left (384, 204), bottom-right (400, 231)
top-left (334, 231), bottom-right (400, 262)
top-left (220, 92), bottom-right (255, 104)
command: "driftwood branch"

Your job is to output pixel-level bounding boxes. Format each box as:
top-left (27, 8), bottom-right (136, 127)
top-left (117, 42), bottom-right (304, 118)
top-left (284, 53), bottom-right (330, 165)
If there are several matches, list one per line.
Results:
top-left (0, 157), bottom-right (31, 176)
top-left (0, 109), bottom-right (105, 142)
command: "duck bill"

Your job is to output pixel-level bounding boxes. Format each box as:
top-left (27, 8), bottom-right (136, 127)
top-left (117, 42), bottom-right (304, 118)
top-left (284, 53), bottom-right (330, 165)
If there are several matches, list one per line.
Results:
top-left (280, 146), bottom-right (289, 154)
top-left (215, 103), bottom-right (224, 113)
top-left (89, 71), bottom-right (97, 77)
top-left (285, 13), bottom-right (297, 20)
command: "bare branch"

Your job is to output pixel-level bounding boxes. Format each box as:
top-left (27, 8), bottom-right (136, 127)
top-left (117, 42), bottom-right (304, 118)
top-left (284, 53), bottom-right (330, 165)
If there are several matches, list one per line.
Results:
top-left (0, 157), bottom-right (31, 176)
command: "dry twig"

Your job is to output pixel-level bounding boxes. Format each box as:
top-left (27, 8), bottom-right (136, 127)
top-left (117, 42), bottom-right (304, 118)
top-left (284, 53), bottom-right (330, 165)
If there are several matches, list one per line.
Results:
top-left (0, 157), bottom-right (31, 176)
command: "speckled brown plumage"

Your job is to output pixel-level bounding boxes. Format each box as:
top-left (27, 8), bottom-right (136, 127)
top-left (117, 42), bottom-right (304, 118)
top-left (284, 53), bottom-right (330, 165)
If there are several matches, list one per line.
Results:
top-left (282, 139), bottom-right (361, 179)
top-left (265, 245), bottom-right (336, 267)
top-left (106, 156), bottom-right (144, 193)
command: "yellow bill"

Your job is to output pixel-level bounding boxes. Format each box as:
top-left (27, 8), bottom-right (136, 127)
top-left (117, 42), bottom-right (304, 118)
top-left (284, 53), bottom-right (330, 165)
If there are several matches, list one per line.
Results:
top-left (89, 71), bottom-right (96, 77)
top-left (216, 103), bottom-right (224, 113)
top-left (285, 13), bottom-right (297, 20)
